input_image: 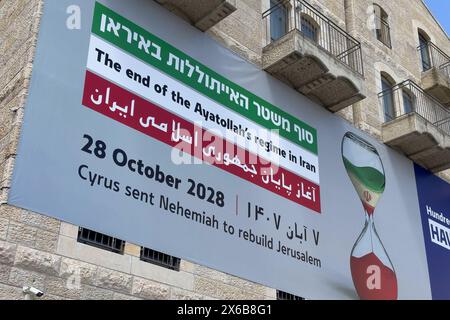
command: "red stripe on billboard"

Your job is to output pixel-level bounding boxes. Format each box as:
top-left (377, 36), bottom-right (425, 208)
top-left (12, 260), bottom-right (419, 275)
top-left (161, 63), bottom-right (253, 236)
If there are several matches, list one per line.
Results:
top-left (82, 71), bottom-right (321, 213)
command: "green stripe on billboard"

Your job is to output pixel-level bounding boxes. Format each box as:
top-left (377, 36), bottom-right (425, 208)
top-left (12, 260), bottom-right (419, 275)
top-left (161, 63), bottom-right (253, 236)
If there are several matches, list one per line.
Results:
top-left (91, 2), bottom-right (318, 154)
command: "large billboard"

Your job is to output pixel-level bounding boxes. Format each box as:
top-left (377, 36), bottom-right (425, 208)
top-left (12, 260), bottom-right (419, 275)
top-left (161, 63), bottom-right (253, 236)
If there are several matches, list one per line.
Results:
top-left (8, 0), bottom-right (448, 299)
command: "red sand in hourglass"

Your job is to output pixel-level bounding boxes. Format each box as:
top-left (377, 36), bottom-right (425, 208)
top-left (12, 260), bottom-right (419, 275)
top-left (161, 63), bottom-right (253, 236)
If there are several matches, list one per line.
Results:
top-left (351, 253), bottom-right (398, 300)
top-left (362, 202), bottom-right (375, 216)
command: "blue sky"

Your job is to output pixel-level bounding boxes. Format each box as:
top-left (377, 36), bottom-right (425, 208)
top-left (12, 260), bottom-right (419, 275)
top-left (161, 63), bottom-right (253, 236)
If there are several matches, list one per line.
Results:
top-left (424, 0), bottom-right (450, 36)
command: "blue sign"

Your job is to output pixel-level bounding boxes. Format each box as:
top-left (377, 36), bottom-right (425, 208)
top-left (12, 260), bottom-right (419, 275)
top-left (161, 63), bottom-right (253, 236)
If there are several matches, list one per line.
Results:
top-left (415, 164), bottom-right (450, 299)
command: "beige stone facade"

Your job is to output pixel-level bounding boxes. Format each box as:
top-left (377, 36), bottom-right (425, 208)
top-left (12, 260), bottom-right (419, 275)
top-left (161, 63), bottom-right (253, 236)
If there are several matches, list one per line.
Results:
top-left (0, 0), bottom-right (449, 299)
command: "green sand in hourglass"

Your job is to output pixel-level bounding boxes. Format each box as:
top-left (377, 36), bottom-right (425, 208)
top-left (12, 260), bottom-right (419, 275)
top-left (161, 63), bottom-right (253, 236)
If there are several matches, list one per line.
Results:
top-left (342, 132), bottom-right (398, 300)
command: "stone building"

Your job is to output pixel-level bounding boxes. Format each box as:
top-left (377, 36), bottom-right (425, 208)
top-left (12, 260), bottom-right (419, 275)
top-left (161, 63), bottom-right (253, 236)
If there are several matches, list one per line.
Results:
top-left (0, 0), bottom-right (448, 300)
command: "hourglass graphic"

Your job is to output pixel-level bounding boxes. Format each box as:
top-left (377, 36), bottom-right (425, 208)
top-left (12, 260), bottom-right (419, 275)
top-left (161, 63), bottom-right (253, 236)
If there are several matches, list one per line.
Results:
top-left (341, 132), bottom-right (397, 300)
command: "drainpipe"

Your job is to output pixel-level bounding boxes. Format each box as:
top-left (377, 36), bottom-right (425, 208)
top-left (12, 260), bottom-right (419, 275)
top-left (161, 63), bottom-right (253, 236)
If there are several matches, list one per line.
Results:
top-left (344, 0), bottom-right (364, 128)
top-left (344, 0), bottom-right (356, 36)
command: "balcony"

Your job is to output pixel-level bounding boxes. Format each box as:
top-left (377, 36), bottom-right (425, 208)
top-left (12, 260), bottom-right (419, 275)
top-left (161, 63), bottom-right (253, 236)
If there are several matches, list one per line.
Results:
top-left (419, 42), bottom-right (450, 107)
top-left (380, 80), bottom-right (450, 173)
top-left (155, 0), bottom-right (237, 31)
top-left (262, 0), bottom-right (365, 112)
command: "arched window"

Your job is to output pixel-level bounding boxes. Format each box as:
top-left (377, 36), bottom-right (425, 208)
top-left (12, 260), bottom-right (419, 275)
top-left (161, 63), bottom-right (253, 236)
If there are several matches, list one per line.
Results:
top-left (373, 4), bottom-right (391, 48)
top-left (381, 73), bottom-right (395, 121)
top-left (270, 0), bottom-right (289, 41)
top-left (301, 14), bottom-right (319, 42)
top-left (418, 30), bottom-right (431, 71)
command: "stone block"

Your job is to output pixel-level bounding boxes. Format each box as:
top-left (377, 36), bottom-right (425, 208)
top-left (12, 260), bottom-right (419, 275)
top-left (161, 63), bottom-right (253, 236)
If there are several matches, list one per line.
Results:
top-left (94, 267), bottom-right (133, 293)
top-left (0, 240), bottom-right (16, 265)
top-left (264, 288), bottom-right (277, 300)
top-left (171, 288), bottom-right (206, 300)
top-left (8, 267), bottom-right (46, 290)
top-left (130, 256), bottom-right (194, 291)
top-left (6, 221), bottom-right (36, 247)
top-left (59, 222), bottom-right (78, 239)
top-left (1, 118), bottom-right (24, 158)
top-left (0, 205), bottom-right (23, 222)
top-left (45, 276), bottom-right (82, 300)
top-left (59, 258), bottom-right (97, 286)
top-left (0, 102), bottom-right (14, 140)
top-left (131, 277), bottom-right (170, 300)
top-left (11, 210), bottom-right (60, 233)
top-left (193, 276), bottom-right (250, 300)
top-left (112, 292), bottom-right (142, 300)
top-left (0, 217), bottom-right (8, 240)
top-left (41, 293), bottom-right (70, 300)
top-left (81, 285), bottom-right (115, 300)
top-left (14, 246), bottom-right (60, 275)
top-left (124, 243), bottom-right (141, 257)
top-left (0, 188), bottom-right (8, 204)
top-left (225, 275), bottom-right (267, 297)
top-left (56, 235), bottom-right (132, 273)
top-left (180, 260), bottom-right (195, 273)
top-left (0, 264), bottom-right (11, 283)
top-left (34, 230), bottom-right (59, 253)
top-left (194, 264), bottom-right (228, 283)
top-left (0, 155), bottom-right (15, 189)
top-left (31, 214), bottom-right (60, 233)
top-left (0, 283), bottom-right (24, 300)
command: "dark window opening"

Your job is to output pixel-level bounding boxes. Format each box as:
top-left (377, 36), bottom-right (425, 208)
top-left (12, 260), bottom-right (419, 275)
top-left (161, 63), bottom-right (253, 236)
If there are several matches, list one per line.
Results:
top-left (381, 74), bottom-right (396, 121)
top-left (270, 0), bottom-right (289, 41)
top-left (402, 90), bottom-right (414, 114)
top-left (301, 14), bottom-right (318, 42)
top-left (373, 4), bottom-right (391, 48)
top-left (77, 227), bottom-right (125, 254)
top-left (277, 290), bottom-right (304, 300)
top-left (419, 32), bottom-right (431, 71)
top-left (140, 247), bottom-right (181, 271)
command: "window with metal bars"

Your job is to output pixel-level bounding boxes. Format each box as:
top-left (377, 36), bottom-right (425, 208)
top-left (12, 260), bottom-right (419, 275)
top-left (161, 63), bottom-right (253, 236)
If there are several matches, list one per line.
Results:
top-left (270, 0), bottom-right (289, 41)
top-left (419, 32), bottom-right (431, 71)
top-left (373, 4), bottom-right (391, 48)
top-left (140, 247), bottom-right (181, 271)
top-left (77, 227), bottom-right (125, 254)
top-left (276, 290), bottom-right (304, 300)
top-left (381, 74), bottom-right (396, 121)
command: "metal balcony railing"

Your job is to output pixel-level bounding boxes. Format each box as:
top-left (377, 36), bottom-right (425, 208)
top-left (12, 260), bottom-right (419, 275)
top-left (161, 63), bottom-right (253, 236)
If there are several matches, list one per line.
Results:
top-left (262, 0), bottom-right (364, 76)
top-left (441, 61), bottom-right (450, 81)
top-left (379, 80), bottom-right (450, 135)
top-left (418, 42), bottom-right (450, 80)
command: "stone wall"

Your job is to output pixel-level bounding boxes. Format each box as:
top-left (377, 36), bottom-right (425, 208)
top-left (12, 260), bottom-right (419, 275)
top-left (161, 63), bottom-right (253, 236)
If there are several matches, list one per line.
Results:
top-left (347, 0), bottom-right (450, 179)
top-left (208, 0), bottom-right (264, 66)
top-left (0, 206), bottom-right (275, 300)
top-left (349, 0), bottom-right (449, 138)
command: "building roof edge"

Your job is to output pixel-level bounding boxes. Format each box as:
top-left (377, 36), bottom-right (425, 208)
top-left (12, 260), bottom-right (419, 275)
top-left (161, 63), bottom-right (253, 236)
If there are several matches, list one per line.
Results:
top-left (420, 0), bottom-right (449, 40)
